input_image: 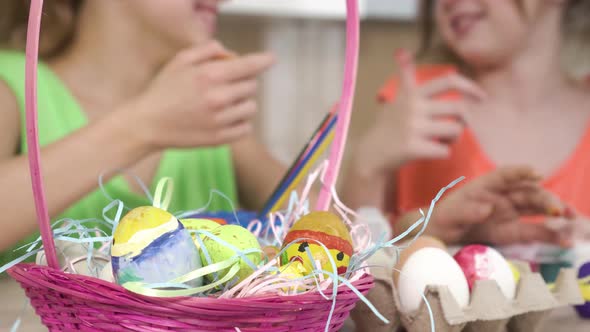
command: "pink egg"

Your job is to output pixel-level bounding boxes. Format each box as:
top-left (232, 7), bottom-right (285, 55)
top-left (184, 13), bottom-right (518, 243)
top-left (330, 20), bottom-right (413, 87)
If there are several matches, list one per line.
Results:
top-left (454, 245), bottom-right (516, 299)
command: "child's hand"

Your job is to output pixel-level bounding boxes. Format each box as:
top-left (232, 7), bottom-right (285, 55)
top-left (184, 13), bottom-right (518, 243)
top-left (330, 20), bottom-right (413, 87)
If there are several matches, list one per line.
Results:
top-left (128, 40), bottom-right (275, 150)
top-left (545, 207), bottom-right (590, 243)
top-left (428, 166), bottom-right (570, 245)
top-left (360, 50), bottom-right (486, 173)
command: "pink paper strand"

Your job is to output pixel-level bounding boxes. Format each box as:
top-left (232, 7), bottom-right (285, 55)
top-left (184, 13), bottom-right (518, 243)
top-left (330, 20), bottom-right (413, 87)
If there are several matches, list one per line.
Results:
top-left (316, 0), bottom-right (360, 211)
top-left (25, 0), bottom-right (59, 269)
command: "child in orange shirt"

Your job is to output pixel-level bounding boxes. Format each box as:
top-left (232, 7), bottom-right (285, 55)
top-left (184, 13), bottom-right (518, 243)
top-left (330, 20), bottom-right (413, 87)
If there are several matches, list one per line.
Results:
top-left (344, 0), bottom-right (590, 246)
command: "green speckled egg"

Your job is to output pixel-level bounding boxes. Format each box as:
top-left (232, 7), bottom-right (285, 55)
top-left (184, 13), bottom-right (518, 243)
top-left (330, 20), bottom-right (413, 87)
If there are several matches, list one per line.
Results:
top-left (180, 218), bottom-right (222, 249)
top-left (200, 225), bottom-right (261, 285)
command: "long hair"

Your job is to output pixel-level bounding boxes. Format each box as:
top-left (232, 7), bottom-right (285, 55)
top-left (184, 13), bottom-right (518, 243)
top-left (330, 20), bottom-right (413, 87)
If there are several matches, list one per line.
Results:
top-left (0, 0), bottom-right (83, 58)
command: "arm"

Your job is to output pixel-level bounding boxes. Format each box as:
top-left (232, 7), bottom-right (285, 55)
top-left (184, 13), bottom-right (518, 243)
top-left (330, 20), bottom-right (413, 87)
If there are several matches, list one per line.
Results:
top-left (231, 135), bottom-right (286, 211)
top-left (0, 83), bottom-right (152, 251)
top-left (342, 53), bottom-right (485, 212)
top-left (341, 135), bottom-right (396, 212)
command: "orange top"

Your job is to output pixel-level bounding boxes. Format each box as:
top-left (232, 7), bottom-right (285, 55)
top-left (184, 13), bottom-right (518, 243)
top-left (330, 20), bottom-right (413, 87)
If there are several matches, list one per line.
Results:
top-left (378, 65), bottom-right (590, 220)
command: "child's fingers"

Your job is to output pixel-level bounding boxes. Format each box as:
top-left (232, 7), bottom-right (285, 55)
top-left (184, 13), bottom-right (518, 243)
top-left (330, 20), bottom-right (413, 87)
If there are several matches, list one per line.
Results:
top-left (214, 99), bottom-right (257, 126)
top-left (209, 80), bottom-right (258, 109)
top-left (395, 49), bottom-right (417, 92)
top-left (412, 140), bottom-right (452, 159)
top-left (423, 120), bottom-right (463, 141)
top-left (513, 223), bottom-right (559, 244)
top-left (461, 202), bottom-right (495, 225)
top-left (424, 100), bottom-right (468, 119)
top-left (438, 186), bottom-right (498, 226)
top-left (420, 74), bottom-right (487, 101)
top-left (485, 166), bottom-right (541, 192)
top-left (485, 195), bottom-right (520, 222)
top-left (478, 221), bottom-right (561, 246)
top-left (214, 50), bottom-right (238, 60)
top-left (175, 40), bottom-right (229, 65)
top-left (214, 121), bottom-right (254, 144)
top-left (544, 217), bottom-right (573, 233)
top-left (506, 187), bottom-right (570, 218)
top-left (210, 53), bottom-right (275, 82)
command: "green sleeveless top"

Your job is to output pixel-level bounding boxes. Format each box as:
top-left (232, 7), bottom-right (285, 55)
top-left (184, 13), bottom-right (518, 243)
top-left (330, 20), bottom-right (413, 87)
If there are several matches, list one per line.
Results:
top-left (0, 50), bottom-right (238, 266)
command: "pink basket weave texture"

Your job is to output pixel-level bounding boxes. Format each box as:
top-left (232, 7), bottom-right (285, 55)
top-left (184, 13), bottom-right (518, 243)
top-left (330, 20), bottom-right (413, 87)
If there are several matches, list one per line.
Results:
top-left (10, 264), bottom-right (373, 331)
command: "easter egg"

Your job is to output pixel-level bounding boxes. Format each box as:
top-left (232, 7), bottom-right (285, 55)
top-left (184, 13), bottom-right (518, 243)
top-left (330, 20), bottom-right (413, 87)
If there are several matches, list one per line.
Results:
top-left (454, 245), bottom-right (516, 299)
top-left (181, 218), bottom-right (222, 249)
top-left (574, 262), bottom-right (590, 319)
top-left (398, 247), bottom-right (470, 313)
top-left (277, 261), bottom-right (307, 293)
top-left (111, 206), bottom-right (202, 287)
top-left (200, 225), bottom-right (262, 285)
top-left (279, 261), bottom-right (307, 279)
top-left (36, 240), bottom-right (109, 278)
top-left (394, 236), bottom-right (446, 286)
top-left (280, 211), bottom-right (353, 276)
top-left (508, 261), bottom-right (521, 283)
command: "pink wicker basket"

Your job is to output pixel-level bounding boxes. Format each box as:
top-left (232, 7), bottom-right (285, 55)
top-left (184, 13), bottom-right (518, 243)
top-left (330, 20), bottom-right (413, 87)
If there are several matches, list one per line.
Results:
top-left (9, 264), bottom-right (373, 331)
top-left (8, 0), bottom-right (373, 331)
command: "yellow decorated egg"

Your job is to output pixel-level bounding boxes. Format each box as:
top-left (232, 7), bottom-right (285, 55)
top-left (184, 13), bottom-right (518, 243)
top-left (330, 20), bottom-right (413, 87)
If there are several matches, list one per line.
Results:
top-left (277, 261), bottom-right (308, 293)
top-left (280, 211), bottom-right (353, 276)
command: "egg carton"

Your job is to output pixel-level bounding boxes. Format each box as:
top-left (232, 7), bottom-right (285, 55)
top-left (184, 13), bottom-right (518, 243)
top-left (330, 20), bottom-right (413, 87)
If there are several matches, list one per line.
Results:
top-left (351, 251), bottom-right (584, 332)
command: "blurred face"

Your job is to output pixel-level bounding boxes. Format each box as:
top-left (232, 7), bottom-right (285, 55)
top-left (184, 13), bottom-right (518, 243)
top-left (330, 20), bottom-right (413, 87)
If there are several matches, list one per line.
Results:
top-left (118, 0), bottom-right (223, 51)
top-left (435, 0), bottom-right (537, 67)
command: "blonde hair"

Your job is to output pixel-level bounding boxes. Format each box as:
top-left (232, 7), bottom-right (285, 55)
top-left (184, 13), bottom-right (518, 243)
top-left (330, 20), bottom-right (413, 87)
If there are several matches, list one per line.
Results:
top-left (0, 0), bottom-right (83, 58)
top-left (418, 0), bottom-right (590, 78)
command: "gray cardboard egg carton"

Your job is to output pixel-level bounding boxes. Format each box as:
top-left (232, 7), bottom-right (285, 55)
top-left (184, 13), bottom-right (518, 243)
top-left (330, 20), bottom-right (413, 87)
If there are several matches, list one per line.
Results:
top-left (351, 251), bottom-right (584, 332)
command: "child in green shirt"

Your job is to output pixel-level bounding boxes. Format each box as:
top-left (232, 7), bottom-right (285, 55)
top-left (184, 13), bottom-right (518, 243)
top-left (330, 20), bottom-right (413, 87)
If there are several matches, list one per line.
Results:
top-left (0, 0), bottom-right (284, 265)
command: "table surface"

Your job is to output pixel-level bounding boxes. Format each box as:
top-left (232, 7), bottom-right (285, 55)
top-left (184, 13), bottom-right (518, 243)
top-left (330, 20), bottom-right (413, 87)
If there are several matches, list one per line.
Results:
top-left (1, 278), bottom-right (588, 332)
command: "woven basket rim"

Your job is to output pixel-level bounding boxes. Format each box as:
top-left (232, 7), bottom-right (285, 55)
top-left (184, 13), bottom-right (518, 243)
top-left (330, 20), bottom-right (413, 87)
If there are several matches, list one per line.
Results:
top-left (9, 262), bottom-right (374, 331)
top-left (9, 262), bottom-right (374, 302)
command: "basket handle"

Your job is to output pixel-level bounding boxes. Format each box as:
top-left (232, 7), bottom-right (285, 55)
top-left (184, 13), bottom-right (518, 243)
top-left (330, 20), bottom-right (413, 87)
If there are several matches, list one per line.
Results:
top-left (25, 0), bottom-right (59, 269)
top-left (315, 0), bottom-right (359, 211)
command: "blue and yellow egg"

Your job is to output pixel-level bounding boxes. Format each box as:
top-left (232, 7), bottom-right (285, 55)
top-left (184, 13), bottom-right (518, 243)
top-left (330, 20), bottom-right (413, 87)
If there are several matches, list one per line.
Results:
top-left (111, 206), bottom-right (202, 286)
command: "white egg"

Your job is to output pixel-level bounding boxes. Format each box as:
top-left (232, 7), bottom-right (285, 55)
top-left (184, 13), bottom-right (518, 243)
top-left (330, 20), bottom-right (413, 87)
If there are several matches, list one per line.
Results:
top-left (398, 247), bottom-right (470, 313)
top-left (35, 240), bottom-right (109, 278)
